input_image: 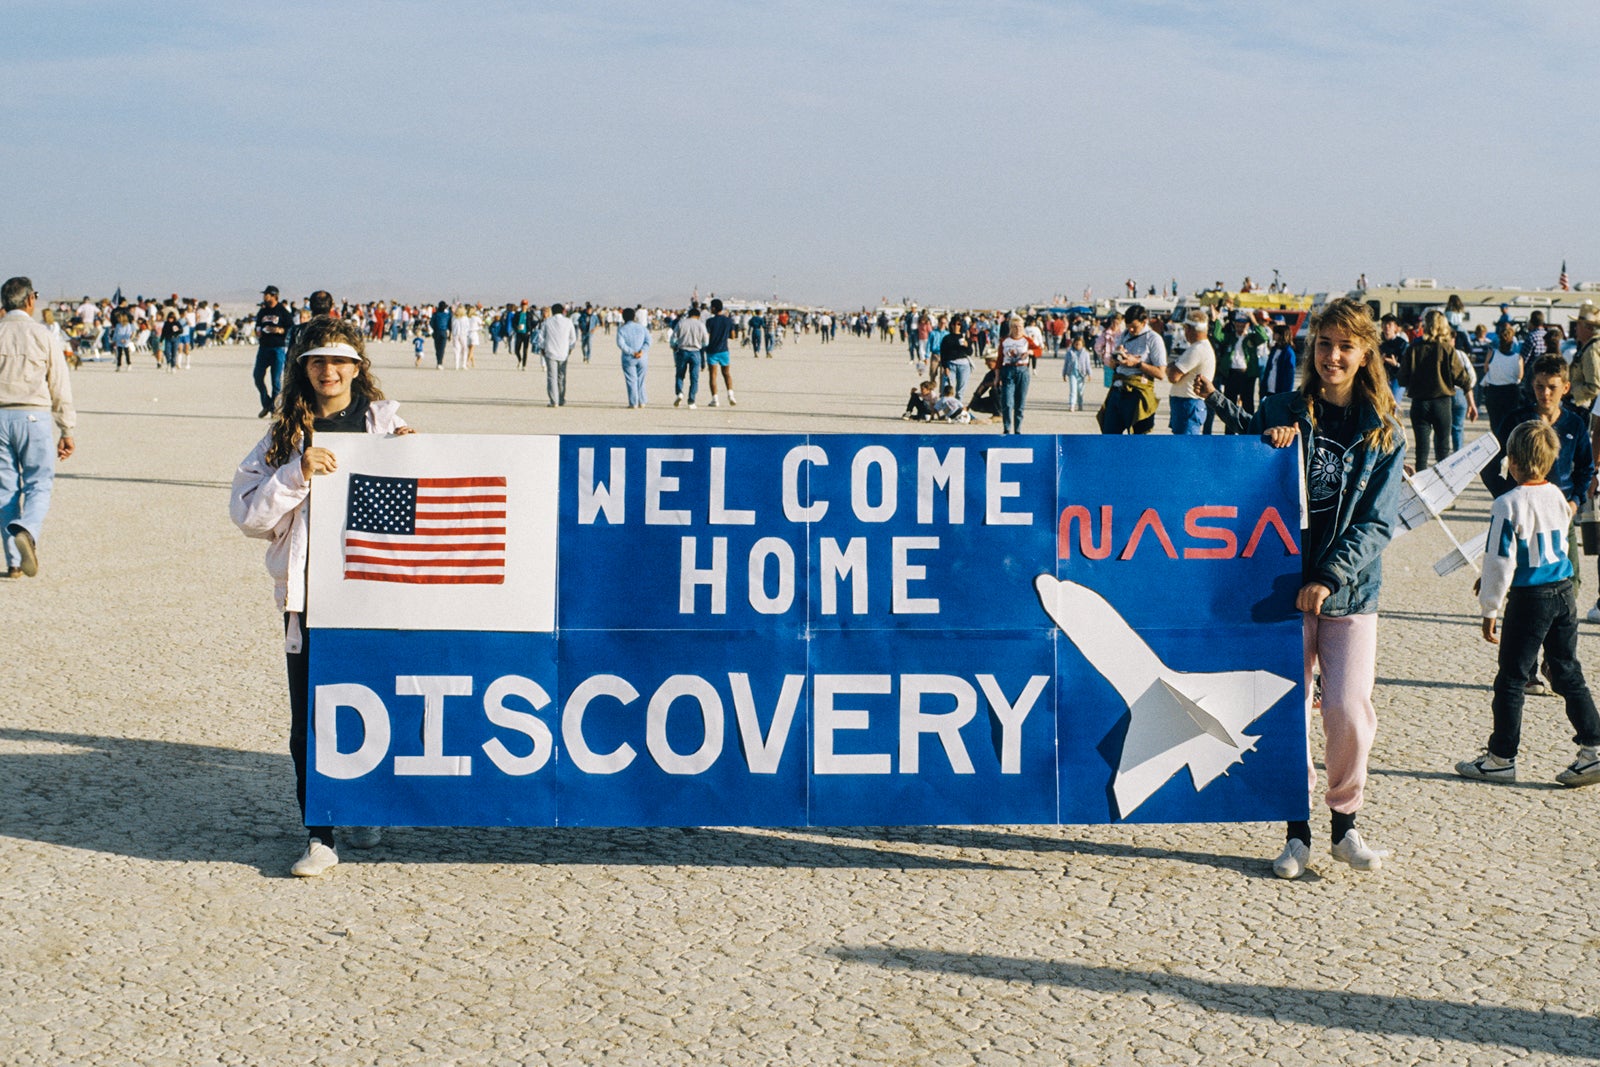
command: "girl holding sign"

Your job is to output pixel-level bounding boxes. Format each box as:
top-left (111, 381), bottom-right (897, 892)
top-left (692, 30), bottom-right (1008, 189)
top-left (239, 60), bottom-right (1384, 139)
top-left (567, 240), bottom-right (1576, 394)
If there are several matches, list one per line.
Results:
top-left (229, 317), bottom-right (415, 877)
top-left (1196, 297), bottom-right (1404, 880)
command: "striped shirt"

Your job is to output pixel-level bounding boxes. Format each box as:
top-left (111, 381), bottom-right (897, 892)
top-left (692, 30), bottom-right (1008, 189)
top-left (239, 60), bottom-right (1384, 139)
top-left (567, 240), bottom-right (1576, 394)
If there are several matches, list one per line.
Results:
top-left (1480, 480), bottom-right (1573, 619)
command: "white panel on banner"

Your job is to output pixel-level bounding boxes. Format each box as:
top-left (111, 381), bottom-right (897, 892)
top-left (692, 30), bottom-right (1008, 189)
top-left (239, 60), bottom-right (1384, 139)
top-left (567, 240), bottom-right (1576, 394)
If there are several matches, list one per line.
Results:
top-left (305, 434), bottom-right (558, 632)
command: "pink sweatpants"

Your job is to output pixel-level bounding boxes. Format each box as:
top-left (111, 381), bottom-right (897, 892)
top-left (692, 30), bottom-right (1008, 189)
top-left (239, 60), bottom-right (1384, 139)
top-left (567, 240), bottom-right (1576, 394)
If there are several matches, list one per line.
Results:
top-left (1302, 611), bottom-right (1378, 814)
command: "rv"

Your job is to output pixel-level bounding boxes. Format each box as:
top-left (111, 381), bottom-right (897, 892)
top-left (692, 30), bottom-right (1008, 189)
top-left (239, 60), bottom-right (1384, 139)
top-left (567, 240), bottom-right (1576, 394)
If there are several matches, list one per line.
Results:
top-left (1351, 280), bottom-right (1598, 333)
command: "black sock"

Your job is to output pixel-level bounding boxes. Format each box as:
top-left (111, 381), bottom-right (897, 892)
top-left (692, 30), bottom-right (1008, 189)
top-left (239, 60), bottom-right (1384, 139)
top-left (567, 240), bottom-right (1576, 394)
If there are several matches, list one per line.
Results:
top-left (310, 827), bottom-right (335, 848)
top-left (1286, 820), bottom-right (1311, 846)
top-left (1331, 811), bottom-right (1356, 845)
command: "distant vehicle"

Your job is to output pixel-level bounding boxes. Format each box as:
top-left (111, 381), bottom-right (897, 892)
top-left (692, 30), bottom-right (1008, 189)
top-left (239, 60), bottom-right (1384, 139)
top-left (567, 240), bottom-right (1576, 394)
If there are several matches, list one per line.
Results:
top-left (1350, 281), bottom-right (1597, 332)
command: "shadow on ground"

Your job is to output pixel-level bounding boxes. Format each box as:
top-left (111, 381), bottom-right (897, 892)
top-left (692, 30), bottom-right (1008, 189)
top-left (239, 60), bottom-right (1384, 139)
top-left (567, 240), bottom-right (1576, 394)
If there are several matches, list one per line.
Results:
top-left (789, 824), bottom-right (1282, 879)
top-left (0, 728), bottom-right (1012, 874)
top-left (830, 945), bottom-right (1599, 1059)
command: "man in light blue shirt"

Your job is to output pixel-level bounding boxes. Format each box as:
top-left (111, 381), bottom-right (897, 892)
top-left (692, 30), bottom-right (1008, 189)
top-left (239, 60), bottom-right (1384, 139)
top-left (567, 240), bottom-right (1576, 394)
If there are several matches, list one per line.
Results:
top-left (617, 306), bottom-right (651, 408)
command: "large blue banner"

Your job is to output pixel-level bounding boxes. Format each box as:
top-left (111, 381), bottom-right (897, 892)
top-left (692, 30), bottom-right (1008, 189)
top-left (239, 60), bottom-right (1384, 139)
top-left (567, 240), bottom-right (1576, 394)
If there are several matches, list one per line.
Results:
top-left (306, 434), bottom-right (1306, 827)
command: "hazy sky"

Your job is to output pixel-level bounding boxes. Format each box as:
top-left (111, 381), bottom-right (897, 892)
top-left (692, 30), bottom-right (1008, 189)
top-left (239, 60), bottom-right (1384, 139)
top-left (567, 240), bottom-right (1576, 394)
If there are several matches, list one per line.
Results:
top-left (9, 1), bottom-right (1599, 308)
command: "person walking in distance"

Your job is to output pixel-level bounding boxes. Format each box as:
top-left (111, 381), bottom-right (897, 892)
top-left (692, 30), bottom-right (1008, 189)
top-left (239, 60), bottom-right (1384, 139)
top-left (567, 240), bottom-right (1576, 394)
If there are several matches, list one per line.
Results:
top-left (672, 303), bottom-right (709, 408)
top-left (703, 298), bottom-right (737, 407)
top-left (617, 306), bottom-right (651, 408)
top-left (428, 302), bottom-right (451, 370)
top-left (540, 302), bottom-right (577, 407)
top-left (253, 285), bottom-right (294, 416)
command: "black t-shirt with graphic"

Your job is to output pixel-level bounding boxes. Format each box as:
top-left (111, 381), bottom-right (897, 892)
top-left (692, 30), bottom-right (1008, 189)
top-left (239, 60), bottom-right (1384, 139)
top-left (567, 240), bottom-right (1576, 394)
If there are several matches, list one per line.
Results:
top-left (1305, 398), bottom-right (1359, 581)
top-left (256, 303), bottom-right (295, 352)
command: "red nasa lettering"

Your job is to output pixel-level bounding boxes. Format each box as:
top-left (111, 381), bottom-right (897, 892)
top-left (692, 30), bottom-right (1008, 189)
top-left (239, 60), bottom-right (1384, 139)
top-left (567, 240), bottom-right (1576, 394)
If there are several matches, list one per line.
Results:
top-left (1056, 504), bottom-right (1299, 561)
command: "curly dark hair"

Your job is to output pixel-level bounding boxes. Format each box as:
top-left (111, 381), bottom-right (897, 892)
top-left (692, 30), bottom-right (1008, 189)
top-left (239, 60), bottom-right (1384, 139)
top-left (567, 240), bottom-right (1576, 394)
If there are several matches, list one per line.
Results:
top-left (264, 316), bottom-right (387, 467)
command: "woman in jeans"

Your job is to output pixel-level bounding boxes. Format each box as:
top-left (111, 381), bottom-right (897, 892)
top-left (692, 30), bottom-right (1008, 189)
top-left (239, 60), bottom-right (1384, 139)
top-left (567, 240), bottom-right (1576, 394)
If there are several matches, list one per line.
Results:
top-left (938, 314), bottom-right (975, 401)
top-left (994, 315), bottom-right (1034, 434)
top-left (1398, 309), bottom-right (1473, 468)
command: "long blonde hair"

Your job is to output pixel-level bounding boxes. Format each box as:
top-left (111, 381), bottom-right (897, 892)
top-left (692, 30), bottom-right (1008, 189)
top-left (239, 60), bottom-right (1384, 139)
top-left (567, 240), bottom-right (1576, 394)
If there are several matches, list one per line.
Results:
top-left (1423, 308), bottom-right (1455, 346)
top-left (1301, 298), bottom-right (1397, 453)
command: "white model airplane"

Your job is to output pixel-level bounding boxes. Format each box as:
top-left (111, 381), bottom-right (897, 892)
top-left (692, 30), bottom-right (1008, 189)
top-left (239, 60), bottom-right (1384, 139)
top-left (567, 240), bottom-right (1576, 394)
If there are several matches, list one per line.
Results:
top-left (1034, 575), bottom-right (1295, 819)
top-left (1394, 431), bottom-right (1498, 577)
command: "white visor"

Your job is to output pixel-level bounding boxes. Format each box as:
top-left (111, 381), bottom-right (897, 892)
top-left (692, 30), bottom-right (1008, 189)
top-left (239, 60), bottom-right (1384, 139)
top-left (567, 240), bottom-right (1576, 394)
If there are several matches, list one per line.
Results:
top-left (297, 343), bottom-right (361, 361)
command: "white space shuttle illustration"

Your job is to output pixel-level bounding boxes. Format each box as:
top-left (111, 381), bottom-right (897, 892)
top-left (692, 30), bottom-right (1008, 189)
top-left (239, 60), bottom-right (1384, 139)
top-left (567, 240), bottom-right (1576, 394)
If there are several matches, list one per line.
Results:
top-left (1394, 431), bottom-right (1498, 577)
top-left (1034, 574), bottom-right (1295, 819)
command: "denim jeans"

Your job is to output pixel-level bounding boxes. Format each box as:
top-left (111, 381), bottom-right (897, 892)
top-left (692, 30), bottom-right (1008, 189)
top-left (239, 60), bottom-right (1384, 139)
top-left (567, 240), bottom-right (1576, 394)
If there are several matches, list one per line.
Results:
top-left (1168, 395), bottom-right (1204, 435)
top-left (675, 349), bottom-right (702, 403)
top-left (1490, 579), bottom-right (1600, 759)
top-left (1065, 373), bottom-right (1085, 410)
top-left (253, 346), bottom-right (287, 409)
top-left (0, 409), bottom-right (55, 567)
top-left (622, 353), bottom-right (648, 406)
top-left (948, 360), bottom-right (971, 403)
top-left (1451, 388), bottom-right (1468, 453)
top-left (998, 365), bottom-right (1030, 433)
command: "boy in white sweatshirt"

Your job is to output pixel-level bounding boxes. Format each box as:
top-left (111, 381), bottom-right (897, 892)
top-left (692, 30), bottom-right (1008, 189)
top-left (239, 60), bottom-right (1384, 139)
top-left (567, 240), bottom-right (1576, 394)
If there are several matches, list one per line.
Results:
top-left (1460, 419), bottom-right (1600, 786)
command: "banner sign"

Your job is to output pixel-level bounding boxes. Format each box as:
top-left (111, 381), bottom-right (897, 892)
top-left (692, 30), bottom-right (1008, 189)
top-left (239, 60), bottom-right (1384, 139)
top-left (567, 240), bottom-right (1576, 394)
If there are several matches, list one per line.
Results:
top-left (306, 434), bottom-right (1307, 827)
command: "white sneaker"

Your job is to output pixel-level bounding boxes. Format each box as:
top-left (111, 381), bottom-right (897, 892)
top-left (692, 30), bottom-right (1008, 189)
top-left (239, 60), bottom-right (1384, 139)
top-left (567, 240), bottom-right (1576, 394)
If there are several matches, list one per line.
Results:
top-left (674, 395), bottom-right (683, 408)
top-left (687, 402), bottom-right (697, 409)
top-left (346, 826), bottom-right (383, 849)
top-left (728, 392), bottom-right (737, 406)
top-left (1272, 838), bottom-right (1310, 879)
top-left (1556, 745), bottom-right (1600, 787)
top-left (709, 396), bottom-right (720, 407)
top-left (1330, 829), bottom-right (1388, 871)
top-left (1456, 749), bottom-right (1516, 783)
top-left (290, 839), bottom-right (338, 877)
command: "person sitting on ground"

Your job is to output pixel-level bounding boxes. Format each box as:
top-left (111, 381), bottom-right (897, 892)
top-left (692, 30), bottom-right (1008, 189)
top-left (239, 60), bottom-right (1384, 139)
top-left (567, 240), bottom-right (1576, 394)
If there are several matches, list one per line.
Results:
top-left (933, 384), bottom-right (970, 423)
top-left (902, 379), bottom-right (938, 420)
top-left (1459, 418), bottom-right (1600, 789)
top-left (966, 366), bottom-right (1001, 421)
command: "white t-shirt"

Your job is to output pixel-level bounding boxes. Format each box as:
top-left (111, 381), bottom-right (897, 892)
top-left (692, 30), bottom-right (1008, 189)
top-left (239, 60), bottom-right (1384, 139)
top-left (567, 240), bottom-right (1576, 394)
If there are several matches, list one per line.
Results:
top-left (1169, 339), bottom-right (1215, 399)
top-left (1484, 344), bottom-right (1522, 386)
top-left (77, 301), bottom-right (98, 326)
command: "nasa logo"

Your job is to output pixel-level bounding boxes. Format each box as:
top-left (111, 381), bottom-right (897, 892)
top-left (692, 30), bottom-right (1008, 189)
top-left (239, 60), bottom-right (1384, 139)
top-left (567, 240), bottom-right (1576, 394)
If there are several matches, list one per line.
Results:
top-left (1057, 504), bottom-right (1298, 561)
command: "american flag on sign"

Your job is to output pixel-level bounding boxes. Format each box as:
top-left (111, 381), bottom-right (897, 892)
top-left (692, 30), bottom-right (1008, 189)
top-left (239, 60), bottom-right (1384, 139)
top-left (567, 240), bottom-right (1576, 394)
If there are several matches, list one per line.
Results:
top-left (343, 474), bottom-right (507, 585)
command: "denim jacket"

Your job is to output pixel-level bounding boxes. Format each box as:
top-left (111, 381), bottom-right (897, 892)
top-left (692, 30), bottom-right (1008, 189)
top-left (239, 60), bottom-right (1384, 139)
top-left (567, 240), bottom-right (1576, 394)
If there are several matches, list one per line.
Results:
top-left (1209, 389), bottom-right (1405, 617)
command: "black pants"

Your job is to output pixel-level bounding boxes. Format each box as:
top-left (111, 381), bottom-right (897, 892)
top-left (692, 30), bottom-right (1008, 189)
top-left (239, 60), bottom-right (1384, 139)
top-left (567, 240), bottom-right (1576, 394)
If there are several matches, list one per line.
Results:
top-left (285, 617), bottom-right (335, 846)
top-left (433, 334), bottom-right (447, 367)
top-left (514, 332), bottom-right (530, 366)
top-left (1220, 368), bottom-right (1256, 433)
top-left (1410, 395), bottom-right (1454, 469)
top-left (1491, 580), bottom-right (1600, 759)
